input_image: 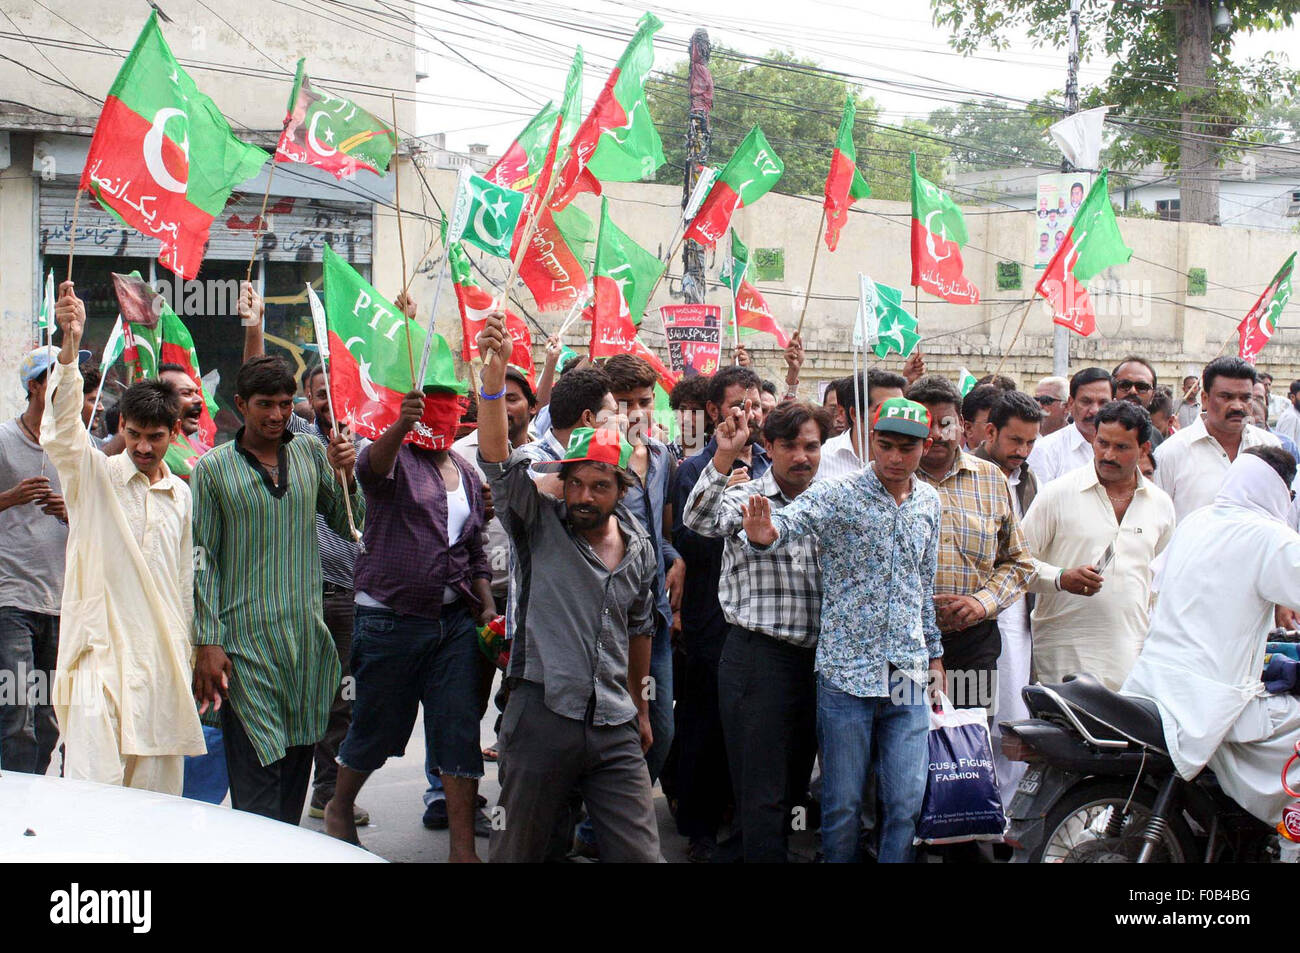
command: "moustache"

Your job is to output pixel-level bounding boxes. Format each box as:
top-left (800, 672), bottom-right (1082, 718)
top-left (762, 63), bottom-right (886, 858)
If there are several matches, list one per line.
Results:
top-left (1227, 411), bottom-right (1246, 419)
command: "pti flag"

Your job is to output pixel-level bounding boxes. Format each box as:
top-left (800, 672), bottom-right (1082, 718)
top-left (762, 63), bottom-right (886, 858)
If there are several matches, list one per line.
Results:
top-left (1035, 170), bottom-right (1132, 337)
top-left (587, 197), bottom-right (665, 344)
top-left (449, 242), bottom-right (534, 384)
top-left (719, 230), bottom-right (790, 347)
top-left (276, 58), bottom-right (396, 179)
top-left (1238, 253), bottom-right (1296, 364)
top-left (685, 127), bottom-right (784, 247)
top-left (110, 271), bottom-right (218, 448)
top-left (910, 152), bottom-right (979, 305)
top-left (81, 12), bottom-right (269, 279)
top-left (511, 201), bottom-right (594, 313)
top-left (550, 13), bottom-right (664, 210)
top-left (823, 95), bottom-right (871, 252)
top-left (322, 245), bottom-right (467, 450)
top-left (487, 48), bottom-right (584, 192)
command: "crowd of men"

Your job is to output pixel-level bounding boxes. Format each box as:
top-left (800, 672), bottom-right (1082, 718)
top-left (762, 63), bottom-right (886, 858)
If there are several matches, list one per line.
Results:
top-left (4, 278), bottom-right (1300, 863)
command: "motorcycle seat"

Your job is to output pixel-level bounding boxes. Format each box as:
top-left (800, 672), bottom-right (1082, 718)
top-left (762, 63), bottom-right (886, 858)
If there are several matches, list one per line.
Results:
top-left (1042, 673), bottom-right (1168, 751)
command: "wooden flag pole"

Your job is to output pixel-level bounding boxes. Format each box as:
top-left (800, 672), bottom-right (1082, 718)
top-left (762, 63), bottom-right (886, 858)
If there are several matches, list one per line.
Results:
top-left (391, 95), bottom-right (417, 388)
top-left (66, 187), bottom-right (84, 283)
top-left (644, 229), bottom-right (687, 307)
top-left (794, 208), bottom-right (827, 338)
top-left (488, 148), bottom-right (566, 363)
top-left (245, 160), bottom-right (278, 284)
top-left (991, 298), bottom-right (1036, 378)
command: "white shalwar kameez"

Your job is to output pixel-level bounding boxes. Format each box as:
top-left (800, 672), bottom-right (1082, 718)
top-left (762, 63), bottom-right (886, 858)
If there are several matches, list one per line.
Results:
top-left (1123, 453), bottom-right (1300, 825)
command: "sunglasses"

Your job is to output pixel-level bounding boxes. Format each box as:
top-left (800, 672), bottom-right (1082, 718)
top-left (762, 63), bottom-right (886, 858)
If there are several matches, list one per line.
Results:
top-left (1116, 380), bottom-right (1154, 394)
top-left (1034, 395), bottom-right (1063, 407)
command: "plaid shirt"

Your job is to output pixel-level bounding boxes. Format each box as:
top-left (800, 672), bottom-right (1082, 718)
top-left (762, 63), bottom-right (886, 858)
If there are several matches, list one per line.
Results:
top-left (916, 451), bottom-right (1033, 617)
top-left (682, 461), bottom-right (820, 648)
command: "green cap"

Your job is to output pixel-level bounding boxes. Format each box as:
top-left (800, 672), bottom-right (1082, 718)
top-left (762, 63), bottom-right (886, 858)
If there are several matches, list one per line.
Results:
top-left (533, 426), bottom-right (634, 473)
top-left (872, 397), bottom-right (931, 439)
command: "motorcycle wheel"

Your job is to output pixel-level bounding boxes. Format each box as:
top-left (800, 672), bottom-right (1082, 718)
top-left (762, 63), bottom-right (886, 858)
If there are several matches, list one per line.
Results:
top-left (1026, 780), bottom-right (1199, 863)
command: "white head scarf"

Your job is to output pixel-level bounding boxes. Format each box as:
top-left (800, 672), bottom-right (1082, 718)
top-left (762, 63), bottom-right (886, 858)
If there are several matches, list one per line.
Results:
top-left (1213, 451), bottom-right (1292, 523)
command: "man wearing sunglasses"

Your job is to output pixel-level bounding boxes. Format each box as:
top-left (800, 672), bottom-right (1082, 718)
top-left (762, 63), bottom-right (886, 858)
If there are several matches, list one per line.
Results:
top-left (1032, 377), bottom-right (1068, 436)
top-left (1112, 356), bottom-right (1163, 448)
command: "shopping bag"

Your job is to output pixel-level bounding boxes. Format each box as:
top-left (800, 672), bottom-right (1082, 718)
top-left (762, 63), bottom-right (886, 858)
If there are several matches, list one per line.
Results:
top-left (915, 692), bottom-right (1005, 844)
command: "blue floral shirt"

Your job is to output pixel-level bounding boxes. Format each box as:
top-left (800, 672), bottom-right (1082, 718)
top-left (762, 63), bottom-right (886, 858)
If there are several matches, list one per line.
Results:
top-left (750, 465), bottom-right (943, 698)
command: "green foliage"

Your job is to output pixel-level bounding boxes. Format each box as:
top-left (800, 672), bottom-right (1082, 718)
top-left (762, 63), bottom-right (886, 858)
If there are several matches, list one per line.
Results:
top-left (927, 98), bottom-right (1059, 169)
top-left (645, 48), bottom-right (949, 202)
top-left (930, 0), bottom-right (1300, 168)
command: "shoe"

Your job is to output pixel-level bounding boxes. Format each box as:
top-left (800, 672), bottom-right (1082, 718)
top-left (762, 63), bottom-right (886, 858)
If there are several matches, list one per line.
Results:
top-left (309, 802), bottom-right (370, 826)
top-left (686, 835), bottom-right (716, 864)
top-left (422, 799), bottom-right (449, 830)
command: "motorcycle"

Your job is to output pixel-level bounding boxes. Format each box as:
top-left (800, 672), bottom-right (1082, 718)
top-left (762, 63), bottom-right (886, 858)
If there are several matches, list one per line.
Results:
top-left (998, 632), bottom-right (1300, 863)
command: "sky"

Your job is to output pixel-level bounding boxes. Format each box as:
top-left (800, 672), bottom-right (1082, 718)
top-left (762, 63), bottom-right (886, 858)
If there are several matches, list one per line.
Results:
top-left (414, 0), bottom-right (1300, 154)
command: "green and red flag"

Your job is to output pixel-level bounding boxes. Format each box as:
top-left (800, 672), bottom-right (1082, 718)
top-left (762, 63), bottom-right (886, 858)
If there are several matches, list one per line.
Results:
top-left (684, 126), bottom-right (784, 247)
top-left (910, 152), bottom-right (979, 305)
top-left (80, 12), bottom-right (269, 280)
top-left (823, 95), bottom-right (871, 251)
top-left (1238, 252), bottom-right (1296, 363)
top-left (449, 242), bottom-right (534, 385)
top-left (512, 201), bottom-right (594, 313)
top-left (586, 197), bottom-right (665, 339)
top-left (1035, 170), bottom-right (1132, 337)
top-left (322, 244), bottom-right (467, 450)
top-left (276, 58), bottom-right (397, 179)
top-left (110, 270), bottom-right (219, 452)
top-left (550, 13), bottom-right (664, 210)
top-left (719, 230), bottom-right (790, 347)
top-left (487, 48), bottom-right (584, 192)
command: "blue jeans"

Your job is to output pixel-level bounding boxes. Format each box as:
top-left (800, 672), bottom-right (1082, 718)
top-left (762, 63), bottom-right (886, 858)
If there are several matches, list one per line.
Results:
top-left (182, 725), bottom-right (230, 804)
top-left (817, 673), bottom-right (929, 863)
top-left (644, 618), bottom-right (674, 783)
top-left (339, 604), bottom-right (483, 779)
top-left (0, 607), bottom-right (59, 775)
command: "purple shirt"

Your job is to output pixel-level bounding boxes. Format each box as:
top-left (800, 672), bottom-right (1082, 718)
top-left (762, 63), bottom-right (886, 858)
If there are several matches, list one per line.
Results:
top-left (353, 444), bottom-right (490, 619)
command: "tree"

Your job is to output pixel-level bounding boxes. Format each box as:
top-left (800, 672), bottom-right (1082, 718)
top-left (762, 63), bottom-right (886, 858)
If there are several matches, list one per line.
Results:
top-left (927, 98), bottom-right (1059, 170)
top-left (931, 0), bottom-right (1300, 224)
top-left (645, 48), bottom-right (949, 203)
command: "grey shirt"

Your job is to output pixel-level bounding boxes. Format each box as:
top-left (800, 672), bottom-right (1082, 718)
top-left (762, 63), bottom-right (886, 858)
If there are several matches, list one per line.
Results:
top-left (0, 417), bottom-right (68, 614)
top-left (482, 449), bottom-right (657, 726)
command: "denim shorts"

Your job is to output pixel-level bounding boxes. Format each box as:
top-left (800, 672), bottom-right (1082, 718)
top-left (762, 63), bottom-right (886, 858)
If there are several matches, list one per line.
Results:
top-left (338, 603), bottom-right (484, 778)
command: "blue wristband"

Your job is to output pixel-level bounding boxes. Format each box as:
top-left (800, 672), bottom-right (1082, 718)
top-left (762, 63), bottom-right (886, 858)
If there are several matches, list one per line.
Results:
top-left (479, 385), bottom-right (506, 401)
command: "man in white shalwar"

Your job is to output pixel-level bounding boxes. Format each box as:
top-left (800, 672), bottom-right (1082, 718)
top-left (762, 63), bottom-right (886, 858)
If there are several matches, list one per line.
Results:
top-left (43, 283), bottom-right (205, 795)
top-left (1123, 446), bottom-right (1300, 826)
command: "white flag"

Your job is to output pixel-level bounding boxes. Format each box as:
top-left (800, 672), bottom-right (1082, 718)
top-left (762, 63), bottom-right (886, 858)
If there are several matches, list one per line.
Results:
top-left (1049, 106), bottom-right (1111, 171)
top-left (306, 283), bottom-right (330, 360)
top-left (854, 274), bottom-right (880, 348)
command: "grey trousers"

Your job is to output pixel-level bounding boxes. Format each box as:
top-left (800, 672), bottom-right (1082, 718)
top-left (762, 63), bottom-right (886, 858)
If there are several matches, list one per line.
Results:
top-left (489, 680), bottom-right (661, 863)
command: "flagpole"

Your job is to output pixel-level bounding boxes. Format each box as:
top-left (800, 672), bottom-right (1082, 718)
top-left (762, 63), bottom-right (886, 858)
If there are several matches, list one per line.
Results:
top-left (554, 288), bottom-right (591, 342)
top-left (991, 298), bottom-right (1036, 378)
top-left (794, 209), bottom-right (827, 339)
top-left (488, 147), bottom-right (567, 364)
top-left (851, 335), bottom-right (865, 465)
top-left (66, 187), bottom-right (84, 284)
top-left (390, 95), bottom-right (417, 389)
top-left (245, 160), bottom-right (278, 284)
top-left (414, 248), bottom-right (451, 390)
top-left (84, 316), bottom-right (120, 433)
top-left (730, 251), bottom-right (745, 365)
top-left (644, 230), bottom-right (687, 307)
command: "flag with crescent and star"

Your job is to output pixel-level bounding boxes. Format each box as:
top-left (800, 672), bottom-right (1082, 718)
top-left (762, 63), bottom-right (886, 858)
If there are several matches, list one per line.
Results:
top-left (321, 245), bottom-right (467, 451)
top-left (448, 169), bottom-right (527, 260)
top-left (909, 152), bottom-right (979, 305)
top-left (864, 277), bottom-right (919, 359)
top-left (80, 12), bottom-right (268, 280)
top-left (276, 58), bottom-right (396, 179)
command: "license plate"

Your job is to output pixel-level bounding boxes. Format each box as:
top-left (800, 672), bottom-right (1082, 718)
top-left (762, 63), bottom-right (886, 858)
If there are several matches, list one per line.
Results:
top-left (1016, 767), bottom-right (1042, 796)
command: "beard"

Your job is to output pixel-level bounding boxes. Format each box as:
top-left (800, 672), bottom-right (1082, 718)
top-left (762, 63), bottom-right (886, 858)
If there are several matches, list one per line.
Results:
top-left (567, 503), bottom-right (612, 532)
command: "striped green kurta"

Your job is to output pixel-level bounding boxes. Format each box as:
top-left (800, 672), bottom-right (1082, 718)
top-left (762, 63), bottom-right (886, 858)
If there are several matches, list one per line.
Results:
top-left (191, 429), bottom-right (364, 766)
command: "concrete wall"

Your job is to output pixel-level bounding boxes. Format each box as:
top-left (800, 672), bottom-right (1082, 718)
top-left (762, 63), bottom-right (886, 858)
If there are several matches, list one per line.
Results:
top-left (395, 170), bottom-right (1300, 398)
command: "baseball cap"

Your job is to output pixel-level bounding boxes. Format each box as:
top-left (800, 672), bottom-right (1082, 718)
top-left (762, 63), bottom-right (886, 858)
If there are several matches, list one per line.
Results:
top-left (19, 346), bottom-right (92, 387)
top-left (872, 397), bottom-right (932, 439)
top-left (533, 426), bottom-right (634, 473)
top-left (505, 365), bottom-right (536, 405)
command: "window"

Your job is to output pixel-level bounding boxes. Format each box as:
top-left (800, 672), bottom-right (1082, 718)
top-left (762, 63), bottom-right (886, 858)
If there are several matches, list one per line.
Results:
top-left (1155, 199), bottom-right (1181, 222)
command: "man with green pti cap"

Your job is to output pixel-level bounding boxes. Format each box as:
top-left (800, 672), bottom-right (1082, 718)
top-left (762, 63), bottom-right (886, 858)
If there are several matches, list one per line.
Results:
top-left (742, 396), bottom-right (944, 863)
top-left (475, 310), bottom-right (661, 863)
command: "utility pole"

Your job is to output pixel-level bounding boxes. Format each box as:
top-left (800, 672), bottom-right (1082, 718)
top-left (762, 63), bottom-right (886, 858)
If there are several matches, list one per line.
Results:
top-left (682, 28), bottom-right (712, 304)
top-left (1052, 0), bottom-right (1081, 378)
top-left (1175, 0), bottom-right (1219, 225)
